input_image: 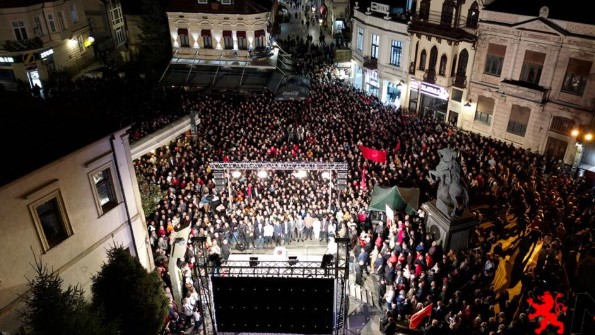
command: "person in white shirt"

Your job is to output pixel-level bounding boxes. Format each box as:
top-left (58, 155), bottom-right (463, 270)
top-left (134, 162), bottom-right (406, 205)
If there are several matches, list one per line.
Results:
top-left (312, 216), bottom-right (321, 241)
top-left (192, 306), bottom-right (202, 334)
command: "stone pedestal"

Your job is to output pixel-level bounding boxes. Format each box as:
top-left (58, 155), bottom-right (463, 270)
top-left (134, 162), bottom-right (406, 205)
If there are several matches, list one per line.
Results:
top-left (421, 200), bottom-right (478, 251)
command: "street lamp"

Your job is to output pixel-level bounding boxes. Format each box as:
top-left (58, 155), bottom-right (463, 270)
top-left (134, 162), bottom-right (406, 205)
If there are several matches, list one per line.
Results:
top-left (570, 127), bottom-right (593, 177)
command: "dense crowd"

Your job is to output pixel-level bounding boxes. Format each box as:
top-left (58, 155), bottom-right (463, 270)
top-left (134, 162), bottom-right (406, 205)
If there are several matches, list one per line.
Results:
top-left (131, 36), bottom-right (594, 335)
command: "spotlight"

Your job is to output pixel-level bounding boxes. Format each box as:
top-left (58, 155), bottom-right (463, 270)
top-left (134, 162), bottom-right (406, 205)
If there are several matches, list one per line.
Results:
top-left (257, 170), bottom-right (268, 179)
top-left (321, 171), bottom-right (331, 180)
top-left (288, 256), bottom-right (298, 266)
top-left (232, 170), bottom-right (242, 178)
top-left (293, 170), bottom-right (307, 178)
top-left (249, 256), bottom-right (259, 267)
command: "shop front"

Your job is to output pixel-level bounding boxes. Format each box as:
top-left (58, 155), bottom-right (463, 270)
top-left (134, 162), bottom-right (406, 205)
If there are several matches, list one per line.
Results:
top-left (353, 64), bottom-right (364, 90)
top-left (366, 69), bottom-right (380, 97)
top-left (383, 79), bottom-right (404, 109)
top-left (408, 79), bottom-right (449, 121)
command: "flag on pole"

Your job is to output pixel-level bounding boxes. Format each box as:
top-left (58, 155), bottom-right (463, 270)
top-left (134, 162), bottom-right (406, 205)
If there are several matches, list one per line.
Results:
top-left (359, 145), bottom-right (387, 163)
top-left (409, 303), bottom-right (433, 329)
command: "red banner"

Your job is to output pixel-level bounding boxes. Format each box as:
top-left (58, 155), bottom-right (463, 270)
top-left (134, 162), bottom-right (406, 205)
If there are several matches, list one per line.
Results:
top-left (409, 303), bottom-right (432, 329)
top-left (359, 145), bottom-right (387, 163)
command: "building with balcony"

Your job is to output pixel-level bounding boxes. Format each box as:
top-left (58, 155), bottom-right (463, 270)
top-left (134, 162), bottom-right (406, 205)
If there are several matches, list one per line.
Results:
top-left (467, 0), bottom-right (595, 167)
top-left (0, 111), bottom-right (153, 334)
top-left (351, 1), bottom-right (412, 109)
top-left (162, 0), bottom-right (279, 89)
top-left (407, 0), bottom-right (479, 123)
top-left (83, 0), bottom-right (132, 63)
top-left (0, 0), bottom-right (96, 91)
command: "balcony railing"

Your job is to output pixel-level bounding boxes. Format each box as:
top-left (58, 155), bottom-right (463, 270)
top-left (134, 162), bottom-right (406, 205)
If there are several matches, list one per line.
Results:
top-left (452, 73), bottom-right (467, 88)
top-left (363, 56), bottom-right (377, 70)
top-left (1, 37), bottom-right (43, 52)
top-left (423, 69), bottom-right (437, 83)
top-left (410, 10), bottom-right (475, 30)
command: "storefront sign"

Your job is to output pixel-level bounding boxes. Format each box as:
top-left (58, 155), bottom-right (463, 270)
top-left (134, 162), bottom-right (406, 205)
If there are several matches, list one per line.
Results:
top-left (22, 52), bottom-right (35, 66)
top-left (421, 82), bottom-right (449, 100)
top-left (40, 49), bottom-right (54, 59)
top-left (371, 2), bottom-right (390, 15)
top-left (367, 70), bottom-right (378, 84)
top-left (0, 57), bottom-right (14, 63)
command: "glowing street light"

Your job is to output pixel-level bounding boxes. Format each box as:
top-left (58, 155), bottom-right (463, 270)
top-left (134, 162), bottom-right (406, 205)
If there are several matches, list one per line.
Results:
top-left (321, 171), bottom-right (331, 179)
top-left (293, 170), bottom-right (308, 178)
top-left (257, 170), bottom-right (268, 179)
top-left (231, 170), bottom-right (242, 179)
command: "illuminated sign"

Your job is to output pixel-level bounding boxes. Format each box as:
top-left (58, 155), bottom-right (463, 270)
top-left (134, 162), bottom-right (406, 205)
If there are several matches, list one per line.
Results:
top-left (527, 291), bottom-right (567, 335)
top-left (371, 2), bottom-right (390, 14)
top-left (40, 49), bottom-right (54, 58)
top-left (0, 57), bottom-right (14, 63)
top-left (367, 70), bottom-right (378, 83)
top-left (421, 82), bottom-right (449, 100)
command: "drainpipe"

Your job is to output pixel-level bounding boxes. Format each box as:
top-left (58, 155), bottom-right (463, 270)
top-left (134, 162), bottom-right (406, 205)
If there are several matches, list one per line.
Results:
top-left (110, 134), bottom-right (140, 257)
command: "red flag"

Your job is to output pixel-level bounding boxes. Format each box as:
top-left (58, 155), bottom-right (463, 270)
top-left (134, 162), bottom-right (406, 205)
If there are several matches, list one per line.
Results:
top-left (409, 303), bottom-right (432, 329)
top-left (359, 145), bottom-right (387, 163)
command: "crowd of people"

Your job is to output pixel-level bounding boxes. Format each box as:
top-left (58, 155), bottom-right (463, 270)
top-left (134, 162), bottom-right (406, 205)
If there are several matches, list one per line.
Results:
top-left (130, 34), bottom-right (594, 335)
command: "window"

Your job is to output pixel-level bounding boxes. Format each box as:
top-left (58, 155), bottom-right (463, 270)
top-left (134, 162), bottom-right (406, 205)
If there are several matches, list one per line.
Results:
top-left (419, 50), bottom-right (427, 70)
top-left (371, 34), bottom-right (379, 59)
top-left (237, 31), bottom-right (247, 50)
top-left (562, 58), bottom-right (591, 96)
top-left (12, 21), bottom-right (28, 41)
top-left (34, 17), bottom-right (44, 36)
top-left (29, 191), bottom-right (73, 252)
top-left (520, 50), bottom-right (545, 84)
top-left (457, 49), bottom-right (469, 75)
top-left (57, 11), bottom-right (66, 30)
top-left (451, 88), bottom-right (463, 102)
top-left (202, 29), bottom-right (212, 48)
top-left (111, 6), bottom-right (123, 26)
top-left (198, 0), bottom-right (208, 3)
top-left (507, 105), bottom-right (530, 137)
top-left (92, 167), bottom-right (118, 214)
top-left (549, 116), bottom-right (575, 135)
top-left (441, 0), bottom-right (455, 26)
top-left (544, 137), bottom-right (567, 161)
top-left (439, 54), bottom-right (447, 76)
top-left (389, 40), bottom-right (402, 67)
top-left (178, 28), bottom-right (189, 47)
top-left (420, 0), bottom-right (431, 20)
top-left (484, 43), bottom-right (505, 76)
top-left (451, 54), bottom-right (457, 76)
top-left (466, 3), bottom-right (479, 28)
top-left (254, 29), bottom-right (265, 48)
top-left (115, 27), bottom-right (125, 45)
top-left (69, 3), bottom-right (78, 23)
top-left (221, 0), bottom-right (232, 4)
top-left (0, 69), bottom-right (16, 81)
top-left (429, 46), bottom-right (438, 71)
top-left (223, 31), bottom-right (233, 49)
top-left (47, 14), bottom-right (57, 33)
top-left (474, 96), bottom-right (495, 125)
top-left (357, 27), bottom-right (364, 51)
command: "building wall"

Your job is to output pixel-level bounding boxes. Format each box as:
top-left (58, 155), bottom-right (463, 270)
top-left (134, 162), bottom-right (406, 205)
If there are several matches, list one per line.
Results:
top-left (468, 9), bottom-right (595, 164)
top-left (0, 129), bottom-right (152, 334)
top-left (0, 0), bottom-right (96, 90)
top-left (351, 8), bottom-right (411, 108)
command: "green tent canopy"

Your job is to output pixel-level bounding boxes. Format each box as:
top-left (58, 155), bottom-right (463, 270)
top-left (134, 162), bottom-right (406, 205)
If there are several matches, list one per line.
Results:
top-left (368, 185), bottom-right (420, 215)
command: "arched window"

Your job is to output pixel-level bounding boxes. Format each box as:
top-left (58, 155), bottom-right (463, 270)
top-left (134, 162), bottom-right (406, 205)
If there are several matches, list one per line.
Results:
top-left (457, 49), bottom-right (469, 76)
top-left (420, 0), bottom-right (431, 20)
top-left (429, 46), bottom-right (438, 71)
top-left (441, 0), bottom-right (455, 26)
top-left (466, 1), bottom-right (480, 28)
top-left (451, 54), bottom-right (457, 76)
top-left (419, 49), bottom-right (427, 70)
top-left (439, 54), bottom-right (448, 76)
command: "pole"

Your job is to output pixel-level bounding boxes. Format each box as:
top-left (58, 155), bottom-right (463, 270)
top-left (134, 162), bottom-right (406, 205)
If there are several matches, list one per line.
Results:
top-left (227, 170), bottom-right (233, 210)
top-left (328, 170), bottom-right (332, 211)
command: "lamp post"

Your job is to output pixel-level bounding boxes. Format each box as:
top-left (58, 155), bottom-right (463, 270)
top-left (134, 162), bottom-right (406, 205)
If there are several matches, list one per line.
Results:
top-left (570, 128), bottom-right (593, 178)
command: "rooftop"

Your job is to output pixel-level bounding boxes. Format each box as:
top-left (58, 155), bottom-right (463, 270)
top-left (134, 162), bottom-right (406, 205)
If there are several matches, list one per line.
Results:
top-left (0, 91), bottom-right (127, 188)
top-left (483, 0), bottom-right (592, 25)
top-left (166, 0), bottom-right (272, 14)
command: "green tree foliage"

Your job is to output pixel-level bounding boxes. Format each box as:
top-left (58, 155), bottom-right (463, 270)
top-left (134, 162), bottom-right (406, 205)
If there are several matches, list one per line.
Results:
top-left (20, 255), bottom-right (115, 335)
top-left (136, 172), bottom-right (163, 217)
top-left (91, 246), bottom-right (168, 335)
top-left (138, 0), bottom-right (172, 81)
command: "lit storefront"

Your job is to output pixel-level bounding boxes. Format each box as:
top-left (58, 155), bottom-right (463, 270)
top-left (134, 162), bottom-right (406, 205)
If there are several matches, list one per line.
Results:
top-left (382, 79), bottom-right (403, 108)
top-left (408, 79), bottom-right (449, 121)
top-left (366, 69), bottom-right (380, 97)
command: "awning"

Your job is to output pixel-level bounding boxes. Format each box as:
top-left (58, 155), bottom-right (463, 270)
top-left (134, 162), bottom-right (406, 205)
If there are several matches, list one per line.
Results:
top-left (201, 29), bottom-right (211, 37)
top-left (274, 84), bottom-right (310, 101)
top-left (223, 30), bottom-right (232, 37)
top-left (254, 29), bottom-right (266, 38)
top-left (178, 28), bottom-right (188, 35)
top-left (237, 31), bottom-right (246, 38)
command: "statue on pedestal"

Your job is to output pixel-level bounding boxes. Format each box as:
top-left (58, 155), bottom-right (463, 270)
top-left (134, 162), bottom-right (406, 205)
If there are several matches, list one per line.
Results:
top-left (428, 147), bottom-right (469, 218)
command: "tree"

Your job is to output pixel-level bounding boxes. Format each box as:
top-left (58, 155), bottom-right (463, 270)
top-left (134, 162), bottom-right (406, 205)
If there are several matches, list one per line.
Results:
top-left (91, 246), bottom-right (169, 335)
top-left (20, 255), bottom-right (115, 335)
top-left (138, 0), bottom-right (172, 81)
top-left (137, 172), bottom-right (163, 217)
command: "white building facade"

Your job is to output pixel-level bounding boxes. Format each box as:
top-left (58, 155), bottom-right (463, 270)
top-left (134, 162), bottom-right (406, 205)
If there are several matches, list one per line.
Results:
top-left (0, 0), bottom-right (95, 91)
top-left (351, 2), bottom-right (412, 109)
top-left (467, 5), bottom-right (595, 165)
top-left (0, 128), bottom-right (153, 334)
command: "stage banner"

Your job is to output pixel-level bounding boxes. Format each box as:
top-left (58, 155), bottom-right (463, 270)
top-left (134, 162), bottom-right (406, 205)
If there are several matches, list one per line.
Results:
top-left (409, 303), bottom-right (432, 329)
top-left (359, 145), bottom-right (387, 163)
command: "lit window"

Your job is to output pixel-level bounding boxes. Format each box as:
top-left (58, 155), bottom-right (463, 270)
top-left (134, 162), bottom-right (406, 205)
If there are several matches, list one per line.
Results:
top-left (389, 40), bottom-right (402, 67)
top-left (29, 190), bottom-right (73, 252)
top-left (370, 34), bottom-right (379, 59)
top-left (357, 27), bottom-right (363, 51)
top-left (92, 168), bottom-right (118, 214)
top-left (561, 58), bottom-right (591, 96)
top-left (520, 50), bottom-right (545, 84)
top-left (47, 14), bottom-right (57, 33)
